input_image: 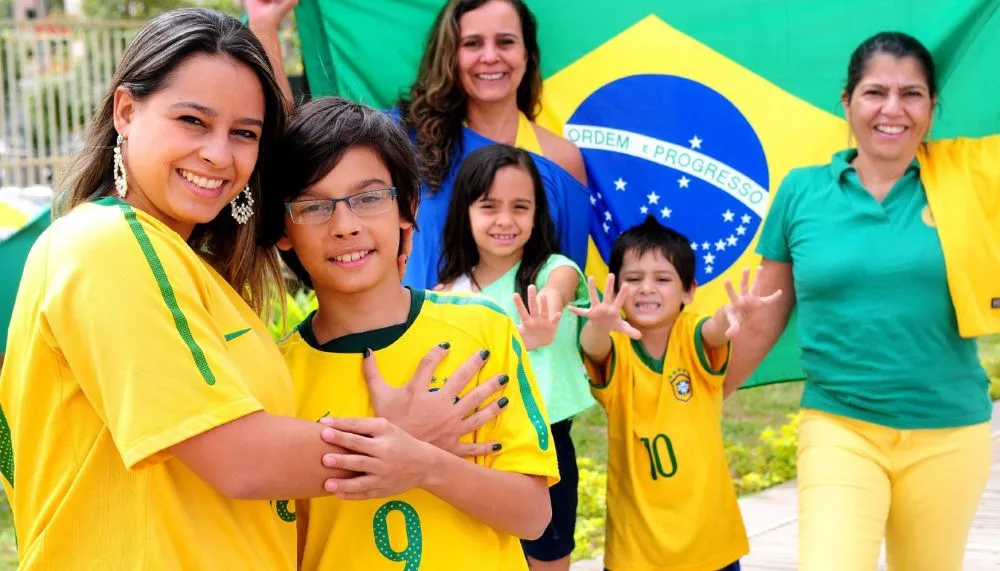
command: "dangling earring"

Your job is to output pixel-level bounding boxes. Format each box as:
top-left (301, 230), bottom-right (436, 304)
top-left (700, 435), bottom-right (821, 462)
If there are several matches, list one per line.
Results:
top-left (231, 185), bottom-right (254, 225)
top-left (113, 133), bottom-right (127, 198)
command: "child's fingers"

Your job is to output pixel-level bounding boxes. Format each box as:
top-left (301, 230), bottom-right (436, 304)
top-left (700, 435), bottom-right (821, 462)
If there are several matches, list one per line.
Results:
top-left (586, 275), bottom-right (601, 305)
top-left (613, 283), bottom-right (632, 310)
top-left (321, 452), bottom-right (377, 473)
top-left (750, 265), bottom-right (764, 296)
top-left (566, 305), bottom-right (589, 317)
top-left (724, 279), bottom-right (739, 304)
top-left (740, 267), bottom-right (751, 296)
top-left (439, 348), bottom-right (490, 400)
top-left (604, 274), bottom-right (617, 304)
top-left (760, 289), bottom-right (784, 304)
top-left (623, 322), bottom-right (643, 340)
top-left (512, 292), bottom-right (531, 322)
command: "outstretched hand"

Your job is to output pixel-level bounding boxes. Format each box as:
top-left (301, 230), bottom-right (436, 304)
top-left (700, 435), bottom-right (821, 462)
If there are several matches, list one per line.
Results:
top-left (513, 284), bottom-right (561, 351)
top-left (567, 274), bottom-right (642, 340)
top-left (722, 266), bottom-right (783, 338)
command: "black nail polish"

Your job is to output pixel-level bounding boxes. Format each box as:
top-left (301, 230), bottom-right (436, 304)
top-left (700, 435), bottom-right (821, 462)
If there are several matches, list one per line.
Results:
top-left (453, 396), bottom-right (461, 404)
top-left (492, 443), bottom-right (502, 452)
top-left (438, 342), bottom-right (451, 349)
top-left (363, 348), bottom-right (372, 358)
top-left (498, 396), bottom-right (509, 408)
top-left (480, 349), bottom-right (490, 360)
top-left (499, 374), bottom-right (510, 386)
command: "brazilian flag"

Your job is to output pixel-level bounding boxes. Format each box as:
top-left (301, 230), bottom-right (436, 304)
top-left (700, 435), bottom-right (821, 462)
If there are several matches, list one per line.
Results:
top-left (294, 0), bottom-right (1000, 388)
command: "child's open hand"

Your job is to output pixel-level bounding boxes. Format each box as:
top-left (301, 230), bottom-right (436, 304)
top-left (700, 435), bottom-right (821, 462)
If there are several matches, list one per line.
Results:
top-left (513, 285), bottom-right (561, 351)
top-left (723, 266), bottom-right (783, 338)
top-left (568, 274), bottom-right (642, 340)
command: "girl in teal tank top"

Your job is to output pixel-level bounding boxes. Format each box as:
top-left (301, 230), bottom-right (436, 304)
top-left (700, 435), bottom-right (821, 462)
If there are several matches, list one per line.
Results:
top-left (436, 143), bottom-right (594, 567)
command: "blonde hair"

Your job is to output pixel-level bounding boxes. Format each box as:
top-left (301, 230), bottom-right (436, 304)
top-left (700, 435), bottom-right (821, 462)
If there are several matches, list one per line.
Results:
top-left (55, 8), bottom-right (287, 315)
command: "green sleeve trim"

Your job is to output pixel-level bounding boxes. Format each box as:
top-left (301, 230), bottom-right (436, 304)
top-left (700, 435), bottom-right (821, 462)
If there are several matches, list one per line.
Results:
top-left (424, 290), bottom-right (507, 317)
top-left (694, 317), bottom-right (729, 375)
top-left (511, 336), bottom-right (550, 451)
top-left (0, 405), bottom-right (14, 487)
top-left (120, 203), bottom-right (216, 386)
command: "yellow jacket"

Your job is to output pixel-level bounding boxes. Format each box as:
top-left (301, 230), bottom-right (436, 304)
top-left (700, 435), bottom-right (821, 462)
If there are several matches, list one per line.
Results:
top-left (918, 135), bottom-right (1000, 337)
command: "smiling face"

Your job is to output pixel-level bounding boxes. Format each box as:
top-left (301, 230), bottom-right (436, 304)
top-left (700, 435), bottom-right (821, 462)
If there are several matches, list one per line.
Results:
top-left (618, 248), bottom-right (694, 329)
top-left (843, 53), bottom-right (935, 165)
top-left (113, 52), bottom-right (265, 238)
top-left (468, 164), bottom-right (535, 261)
top-left (456, 0), bottom-right (527, 107)
top-left (277, 145), bottom-right (412, 296)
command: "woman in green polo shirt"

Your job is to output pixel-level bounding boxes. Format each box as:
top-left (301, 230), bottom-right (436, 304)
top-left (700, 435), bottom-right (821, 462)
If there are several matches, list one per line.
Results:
top-left (726, 32), bottom-right (999, 571)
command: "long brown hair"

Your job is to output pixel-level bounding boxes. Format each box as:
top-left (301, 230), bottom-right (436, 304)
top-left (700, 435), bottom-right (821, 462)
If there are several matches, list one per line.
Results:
top-left (397, 0), bottom-right (542, 193)
top-left (55, 8), bottom-right (288, 315)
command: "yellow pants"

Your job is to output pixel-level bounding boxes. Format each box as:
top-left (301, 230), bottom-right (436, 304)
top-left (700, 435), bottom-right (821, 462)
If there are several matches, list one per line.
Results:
top-left (797, 409), bottom-right (991, 571)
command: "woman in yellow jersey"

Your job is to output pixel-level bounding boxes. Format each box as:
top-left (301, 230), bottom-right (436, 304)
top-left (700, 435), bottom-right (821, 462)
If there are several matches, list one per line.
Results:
top-left (0, 9), bottom-right (507, 571)
top-left (727, 32), bottom-right (998, 571)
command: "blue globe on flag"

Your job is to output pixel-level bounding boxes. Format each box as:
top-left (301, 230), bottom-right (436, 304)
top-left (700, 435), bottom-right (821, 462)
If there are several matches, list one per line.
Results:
top-left (565, 74), bottom-right (770, 285)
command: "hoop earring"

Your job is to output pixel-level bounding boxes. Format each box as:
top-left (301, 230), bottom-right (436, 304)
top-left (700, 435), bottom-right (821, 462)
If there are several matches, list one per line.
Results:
top-left (231, 185), bottom-right (254, 225)
top-left (113, 133), bottom-right (127, 198)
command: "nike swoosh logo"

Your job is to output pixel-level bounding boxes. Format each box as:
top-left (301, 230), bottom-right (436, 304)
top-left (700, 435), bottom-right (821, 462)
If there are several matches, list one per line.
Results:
top-left (224, 328), bottom-right (252, 342)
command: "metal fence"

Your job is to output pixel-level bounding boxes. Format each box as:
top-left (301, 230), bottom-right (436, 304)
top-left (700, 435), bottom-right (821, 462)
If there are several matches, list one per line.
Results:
top-left (0, 19), bottom-right (143, 187)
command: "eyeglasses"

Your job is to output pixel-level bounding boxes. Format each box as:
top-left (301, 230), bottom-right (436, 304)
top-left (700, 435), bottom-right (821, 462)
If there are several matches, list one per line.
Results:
top-left (285, 187), bottom-right (397, 224)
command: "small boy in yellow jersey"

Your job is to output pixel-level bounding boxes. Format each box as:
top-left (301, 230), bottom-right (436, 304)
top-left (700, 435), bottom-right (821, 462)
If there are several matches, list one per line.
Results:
top-left (570, 216), bottom-right (781, 571)
top-left (260, 97), bottom-right (559, 571)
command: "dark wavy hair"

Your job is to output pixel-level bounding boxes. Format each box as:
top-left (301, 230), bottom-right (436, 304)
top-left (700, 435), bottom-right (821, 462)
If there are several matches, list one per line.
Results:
top-left (260, 97), bottom-right (420, 290)
top-left (55, 8), bottom-right (287, 315)
top-left (397, 0), bottom-right (542, 193)
top-left (437, 144), bottom-right (557, 301)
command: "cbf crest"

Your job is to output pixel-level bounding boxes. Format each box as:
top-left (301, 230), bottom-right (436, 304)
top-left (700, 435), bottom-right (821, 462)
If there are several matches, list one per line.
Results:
top-left (565, 73), bottom-right (769, 285)
top-left (670, 368), bottom-right (693, 402)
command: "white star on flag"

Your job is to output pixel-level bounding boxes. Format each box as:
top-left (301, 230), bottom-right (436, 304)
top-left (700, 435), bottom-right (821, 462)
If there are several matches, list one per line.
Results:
top-left (597, 192), bottom-right (603, 199)
top-left (722, 209), bottom-right (735, 222)
top-left (689, 135), bottom-right (702, 149)
top-left (614, 177), bottom-right (627, 191)
top-left (691, 242), bottom-right (699, 251)
top-left (736, 225), bottom-right (746, 235)
top-left (741, 214), bottom-right (751, 224)
top-left (660, 207), bottom-right (672, 218)
top-left (703, 253), bottom-right (715, 265)
top-left (602, 223), bottom-right (610, 233)
top-left (640, 205), bottom-right (648, 215)
top-left (727, 235), bottom-right (738, 246)
top-left (678, 176), bottom-right (690, 188)
top-left (706, 265), bottom-right (714, 274)
top-left (647, 191), bottom-right (660, 204)
top-left (589, 195), bottom-right (597, 206)
top-left (702, 241), bottom-right (711, 250)
top-left (715, 240), bottom-right (726, 251)
top-left (604, 210), bottom-right (612, 221)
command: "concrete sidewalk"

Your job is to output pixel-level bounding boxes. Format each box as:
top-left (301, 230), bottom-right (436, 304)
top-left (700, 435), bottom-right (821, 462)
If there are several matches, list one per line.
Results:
top-left (572, 402), bottom-right (1000, 570)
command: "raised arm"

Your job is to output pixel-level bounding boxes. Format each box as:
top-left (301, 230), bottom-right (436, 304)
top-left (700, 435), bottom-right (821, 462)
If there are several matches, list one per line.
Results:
top-left (247, 0), bottom-right (298, 108)
top-left (722, 259), bottom-right (796, 397)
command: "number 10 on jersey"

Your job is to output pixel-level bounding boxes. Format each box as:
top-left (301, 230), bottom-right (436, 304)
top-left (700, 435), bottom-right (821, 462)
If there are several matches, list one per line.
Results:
top-left (640, 433), bottom-right (678, 480)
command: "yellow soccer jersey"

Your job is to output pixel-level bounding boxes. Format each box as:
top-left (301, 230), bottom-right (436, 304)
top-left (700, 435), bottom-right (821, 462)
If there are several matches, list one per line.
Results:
top-left (586, 311), bottom-right (748, 571)
top-left (279, 289), bottom-right (559, 571)
top-left (0, 197), bottom-right (296, 570)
